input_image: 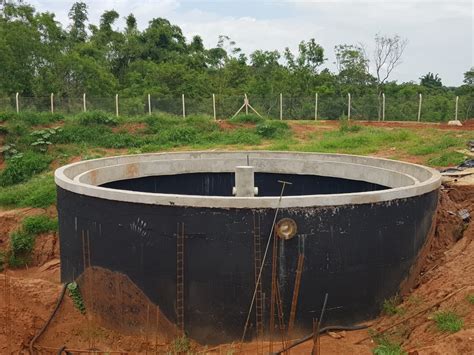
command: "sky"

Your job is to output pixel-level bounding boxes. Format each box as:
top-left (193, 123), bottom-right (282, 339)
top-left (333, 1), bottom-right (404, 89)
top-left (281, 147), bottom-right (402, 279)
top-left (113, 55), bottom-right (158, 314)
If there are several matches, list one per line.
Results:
top-left (29, 0), bottom-right (473, 86)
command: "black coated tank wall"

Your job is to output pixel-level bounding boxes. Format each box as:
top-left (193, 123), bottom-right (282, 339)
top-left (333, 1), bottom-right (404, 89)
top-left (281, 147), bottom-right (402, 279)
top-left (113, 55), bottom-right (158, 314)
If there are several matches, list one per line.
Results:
top-left (57, 187), bottom-right (438, 344)
top-left (102, 172), bottom-right (388, 196)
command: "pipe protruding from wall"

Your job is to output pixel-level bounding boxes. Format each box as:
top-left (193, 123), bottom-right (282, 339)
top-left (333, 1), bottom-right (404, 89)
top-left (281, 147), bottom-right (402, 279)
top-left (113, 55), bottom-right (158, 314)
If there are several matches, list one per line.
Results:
top-left (233, 166), bottom-right (258, 197)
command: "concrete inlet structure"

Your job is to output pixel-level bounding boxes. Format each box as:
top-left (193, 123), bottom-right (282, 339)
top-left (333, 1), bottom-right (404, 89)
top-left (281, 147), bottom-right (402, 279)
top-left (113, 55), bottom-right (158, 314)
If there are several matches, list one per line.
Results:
top-left (55, 151), bottom-right (441, 343)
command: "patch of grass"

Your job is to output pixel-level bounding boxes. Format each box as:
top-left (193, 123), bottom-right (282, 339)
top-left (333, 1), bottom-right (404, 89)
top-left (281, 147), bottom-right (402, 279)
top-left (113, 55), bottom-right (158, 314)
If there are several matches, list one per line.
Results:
top-left (433, 311), bottom-right (463, 333)
top-left (339, 119), bottom-right (362, 133)
top-left (170, 336), bottom-right (191, 353)
top-left (408, 134), bottom-right (462, 156)
top-left (229, 113), bottom-right (265, 124)
top-left (0, 174), bottom-right (56, 208)
top-left (22, 215), bottom-right (58, 235)
top-left (0, 151), bottom-right (52, 186)
top-left (256, 120), bottom-right (289, 138)
top-left (76, 110), bottom-right (118, 126)
top-left (2, 111), bottom-right (64, 125)
top-left (467, 294), bottom-right (474, 305)
top-left (67, 282), bottom-right (86, 314)
top-left (9, 229), bottom-right (35, 267)
top-left (428, 151), bottom-right (466, 167)
top-left (371, 332), bottom-right (406, 355)
top-left (383, 295), bottom-right (404, 316)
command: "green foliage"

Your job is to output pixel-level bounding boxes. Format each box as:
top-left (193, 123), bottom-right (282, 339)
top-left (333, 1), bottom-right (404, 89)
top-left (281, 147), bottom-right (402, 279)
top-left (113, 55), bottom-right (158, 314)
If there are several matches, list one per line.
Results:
top-left (371, 332), bottom-right (406, 355)
top-left (170, 336), bottom-right (191, 353)
top-left (255, 120), bottom-right (289, 138)
top-left (0, 251), bottom-right (5, 272)
top-left (9, 229), bottom-right (35, 267)
top-left (428, 152), bottom-right (466, 167)
top-left (382, 295), bottom-right (404, 316)
top-left (229, 114), bottom-right (265, 124)
top-left (22, 215), bottom-right (58, 235)
top-left (339, 120), bottom-right (362, 133)
top-left (0, 151), bottom-right (51, 186)
top-left (30, 127), bottom-right (62, 152)
top-left (1, 112), bottom-right (64, 126)
top-left (77, 111), bottom-right (118, 126)
top-left (467, 294), bottom-right (474, 305)
top-left (433, 311), bottom-right (463, 333)
top-left (0, 174), bottom-right (56, 208)
top-left (1, 143), bottom-right (22, 159)
top-left (67, 282), bottom-right (86, 314)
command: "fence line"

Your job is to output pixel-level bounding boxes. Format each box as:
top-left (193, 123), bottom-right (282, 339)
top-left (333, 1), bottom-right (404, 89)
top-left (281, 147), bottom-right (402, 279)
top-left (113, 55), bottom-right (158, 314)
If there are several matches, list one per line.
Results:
top-left (1, 92), bottom-right (472, 122)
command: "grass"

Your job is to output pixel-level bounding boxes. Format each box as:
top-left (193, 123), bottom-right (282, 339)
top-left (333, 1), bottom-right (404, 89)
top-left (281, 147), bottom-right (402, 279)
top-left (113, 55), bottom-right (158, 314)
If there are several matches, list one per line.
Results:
top-left (433, 311), bottom-right (463, 333)
top-left (0, 174), bottom-right (56, 208)
top-left (382, 295), bottom-right (404, 316)
top-left (0, 151), bottom-right (52, 186)
top-left (371, 332), bottom-right (406, 355)
top-left (22, 215), bottom-right (58, 235)
top-left (467, 294), bottom-right (474, 305)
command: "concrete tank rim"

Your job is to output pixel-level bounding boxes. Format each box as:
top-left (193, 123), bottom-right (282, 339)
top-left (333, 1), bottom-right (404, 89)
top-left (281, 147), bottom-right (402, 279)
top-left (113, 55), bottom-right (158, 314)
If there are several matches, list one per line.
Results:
top-left (54, 151), bottom-right (441, 208)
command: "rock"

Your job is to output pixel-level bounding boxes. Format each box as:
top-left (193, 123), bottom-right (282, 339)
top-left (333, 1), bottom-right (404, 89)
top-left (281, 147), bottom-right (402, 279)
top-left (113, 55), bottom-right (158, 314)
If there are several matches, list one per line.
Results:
top-left (327, 331), bottom-right (343, 339)
top-left (448, 120), bottom-right (462, 126)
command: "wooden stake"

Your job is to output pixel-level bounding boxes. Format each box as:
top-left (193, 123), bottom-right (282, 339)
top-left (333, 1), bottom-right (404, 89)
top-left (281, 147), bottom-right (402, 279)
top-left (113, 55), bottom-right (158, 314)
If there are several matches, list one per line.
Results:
top-left (417, 93), bottom-right (422, 122)
top-left (212, 94), bottom-right (216, 120)
top-left (315, 93), bottom-right (318, 120)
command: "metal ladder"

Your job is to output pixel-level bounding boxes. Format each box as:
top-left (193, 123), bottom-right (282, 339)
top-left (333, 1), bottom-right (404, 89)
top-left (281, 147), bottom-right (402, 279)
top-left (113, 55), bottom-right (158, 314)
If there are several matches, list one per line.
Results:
top-left (176, 222), bottom-right (185, 336)
top-left (253, 212), bottom-right (264, 352)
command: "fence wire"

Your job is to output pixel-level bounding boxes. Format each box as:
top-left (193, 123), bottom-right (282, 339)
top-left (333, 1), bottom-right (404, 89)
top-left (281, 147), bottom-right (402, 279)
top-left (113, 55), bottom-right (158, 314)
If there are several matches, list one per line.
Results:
top-left (0, 94), bottom-right (472, 122)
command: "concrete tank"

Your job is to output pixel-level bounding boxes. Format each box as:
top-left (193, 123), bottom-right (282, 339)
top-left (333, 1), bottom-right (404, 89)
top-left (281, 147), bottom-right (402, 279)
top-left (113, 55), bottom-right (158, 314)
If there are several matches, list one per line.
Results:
top-left (55, 151), bottom-right (441, 343)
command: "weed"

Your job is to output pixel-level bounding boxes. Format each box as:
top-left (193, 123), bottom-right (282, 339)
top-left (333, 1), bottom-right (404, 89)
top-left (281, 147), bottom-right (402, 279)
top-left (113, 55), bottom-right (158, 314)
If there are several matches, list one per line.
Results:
top-left (67, 282), bottom-right (86, 314)
top-left (2, 111), bottom-right (63, 125)
top-left (1, 143), bottom-right (22, 159)
top-left (467, 294), bottom-right (474, 305)
top-left (30, 127), bottom-right (62, 152)
top-left (0, 174), bottom-right (56, 208)
top-left (170, 336), bottom-right (191, 353)
top-left (0, 125), bottom-right (8, 135)
top-left (433, 311), bottom-right (463, 333)
top-left (371, 332), bottom-right (406, 355)
top-left (383, 295), bottom-right (404, 316)
top-left (22, 215), bottom-right (58, 235)
top-left (256, 120), bottom-right (289, 138)
top-left (77, 111), bottom-right (118, 126)
top-left (229, 114), bottom-right (265, 124)
top-left (0, 151), bottom-right (51, 186)
top-left (0, 251), bottom-right (5, 271)
top-left (9, 229), bottom-right (35, 267)
top-left (339, 120), bottom-right (362, 133)
top-left (428, 152), bottom-right (466, 167)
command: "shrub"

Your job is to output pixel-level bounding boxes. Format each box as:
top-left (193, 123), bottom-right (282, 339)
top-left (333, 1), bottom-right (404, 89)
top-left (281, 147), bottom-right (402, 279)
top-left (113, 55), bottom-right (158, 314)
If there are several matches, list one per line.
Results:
top-left (339, 120), bottom-right (362, 133)
top-left (9, 229), bottom-right (35, 267)
top-left (229, 114), bottom-right (265, 124)
top-left (433, 311), bottom-right (463, 333)
top-left (22, 215), bottom-right (58, 235)
top-left (30, 127), bottom-right (62, 152)
top-left (0, 151), bottom-right (51, 186)
top-left (5, 111), bottom-right (64, 125)
top-left (382, 296), bottom-right (404, 316)
top-left (256, 120), bottom-right (289, 138)
top-left (371, 333), bottom-right (406, 355)
top-left (77, 110), bottom-right (118, 126)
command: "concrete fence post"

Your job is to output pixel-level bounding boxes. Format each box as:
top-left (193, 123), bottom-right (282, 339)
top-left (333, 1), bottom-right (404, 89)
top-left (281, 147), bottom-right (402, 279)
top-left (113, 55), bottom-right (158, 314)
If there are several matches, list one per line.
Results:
top-left (382, 93), bottom-right (386, 121)
top-left (15, 92), bottom-right (19, 113)
top-left (212, 94), bottom-right (216, 120)
top-left (347, 93), bottom-right (351, 120)
top-left (455, 96), bottom-right (459, 121)
top-left (314, 93), bottom-right (318, 120)
top-left (280, 93), bottom-right (283, 120)
top-left (245, 93), bottom-right (249, 115)
top-left (115, 94), bottom-right (119, 117)
top-left (50, 93), bottom-right (54, 114)
top-left (148, 94), bottom-right (151, 115)
top-left (182, 94), bottom-right (186, 118)
top-left (417, 93), bottom-right (422, 122)
top-left (83, 93), bottom-right (87, 112)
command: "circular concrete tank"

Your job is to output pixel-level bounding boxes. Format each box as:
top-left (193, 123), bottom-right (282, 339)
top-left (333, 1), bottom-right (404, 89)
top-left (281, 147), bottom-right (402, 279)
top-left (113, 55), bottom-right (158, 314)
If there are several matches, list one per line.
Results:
top-left (55, 151), bottom-right (441, 343)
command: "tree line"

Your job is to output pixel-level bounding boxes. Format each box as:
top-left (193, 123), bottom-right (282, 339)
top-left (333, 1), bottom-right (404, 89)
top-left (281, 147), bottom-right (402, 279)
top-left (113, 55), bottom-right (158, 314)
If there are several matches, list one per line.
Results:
top-left (0, 1), bottom-right (472, 120)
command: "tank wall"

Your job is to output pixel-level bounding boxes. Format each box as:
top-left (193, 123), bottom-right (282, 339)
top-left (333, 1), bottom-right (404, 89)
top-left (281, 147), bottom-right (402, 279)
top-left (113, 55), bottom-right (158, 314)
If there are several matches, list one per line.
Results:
top-left (57, 186), bottom-right (438, 343)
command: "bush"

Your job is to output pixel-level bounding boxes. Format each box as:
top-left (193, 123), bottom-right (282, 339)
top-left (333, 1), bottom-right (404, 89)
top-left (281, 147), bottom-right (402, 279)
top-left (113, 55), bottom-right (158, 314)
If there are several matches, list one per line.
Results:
top-left (9, 229), bottom-right (35, 267)
top-left (434, 311), bottom-right (463, 333)
top-left (382, 295), bottom-right (404, 316)
top-left (256, 120), bottom-right (289, 138)
top-left (229, 114), bottom-right (265, 124)
top-left (77, 110), bottom-right (118, 126)
top-left (22, 215), bottom-right (58, 235)
top-left (339, 120), bottom-right (362, 133)
top-left (0, 151), bottom-right (51, 186)
top-left (3, 111), bottom-right (64, 125)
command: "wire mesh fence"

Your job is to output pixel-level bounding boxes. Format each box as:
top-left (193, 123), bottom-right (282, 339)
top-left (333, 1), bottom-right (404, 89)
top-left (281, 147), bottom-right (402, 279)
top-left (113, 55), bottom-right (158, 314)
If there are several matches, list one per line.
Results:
top-left (0, 93), bottom-right (472, 122)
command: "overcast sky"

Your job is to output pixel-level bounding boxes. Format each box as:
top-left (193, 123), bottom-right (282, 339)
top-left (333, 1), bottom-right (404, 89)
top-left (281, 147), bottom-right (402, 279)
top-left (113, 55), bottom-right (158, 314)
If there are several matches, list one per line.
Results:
top-left (29, 0), bottom-right (473, 86)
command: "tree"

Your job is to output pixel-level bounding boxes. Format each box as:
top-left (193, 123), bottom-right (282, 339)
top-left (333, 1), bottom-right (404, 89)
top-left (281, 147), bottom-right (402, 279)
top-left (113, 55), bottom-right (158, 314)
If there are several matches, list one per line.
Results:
top-left (284, 38), bottom-right (325, 74)
top-left (68, 2), bottom-right (88, 43)
top-left (373, 33), bottom-right (408, 119)
top-left (463, 67), bottom-right (474, 86)
top-left (334, 44), bottom-right (372, 86)
top-left (420, 72), bottom-right (442, 88)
